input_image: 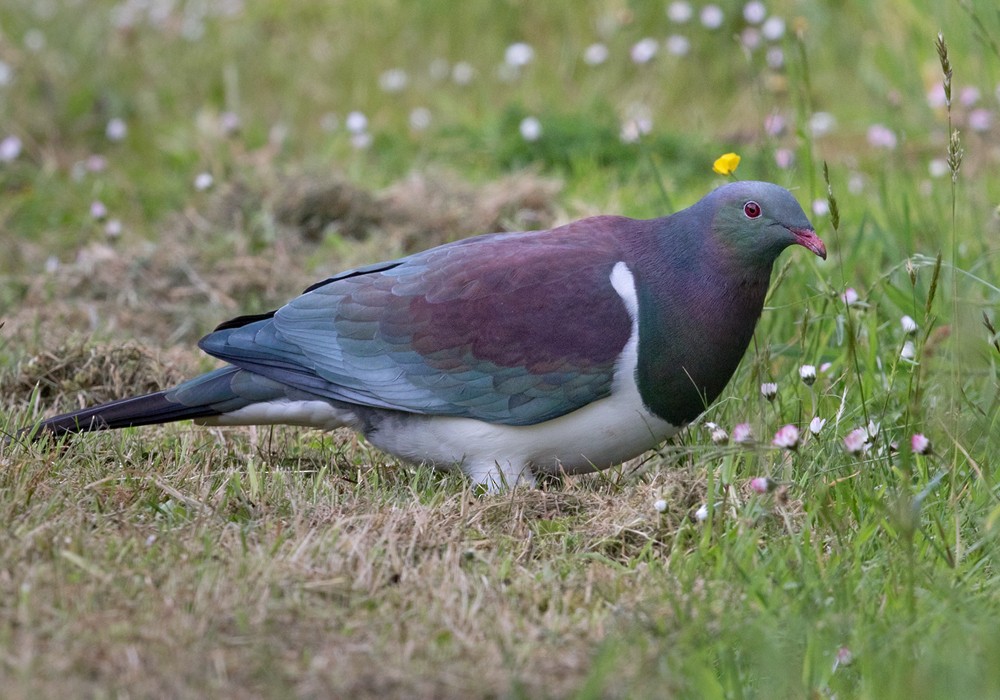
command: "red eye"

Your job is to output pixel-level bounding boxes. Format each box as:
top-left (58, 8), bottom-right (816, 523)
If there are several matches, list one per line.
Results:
top-left (744, 201), bottom-right (762, 218)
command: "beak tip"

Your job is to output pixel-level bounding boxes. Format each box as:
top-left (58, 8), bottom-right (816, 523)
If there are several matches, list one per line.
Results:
top-left (792, 227), bottom-right (827, 261)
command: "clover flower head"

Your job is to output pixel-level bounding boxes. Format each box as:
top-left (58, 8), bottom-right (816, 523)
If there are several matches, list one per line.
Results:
top-left (773, 424), bottom-right (800, 450)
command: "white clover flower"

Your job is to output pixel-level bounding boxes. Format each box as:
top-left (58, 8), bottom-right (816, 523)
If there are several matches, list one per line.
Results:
top-left (451, 61), bottom-right (475, 85)
top-left (219, 111), bottom-right (241, 135)
top-left (193, 172), bottom-right (214, 191)
top-left (409, 107), bottom-right (432, 131)
top-left (774, 148), bottom-right (794, 170)
top-left (504, 42), bottom-right (534, 68)
top-left (378, 68), bottom-right (409, 93)
top-left (841, 287), bottom-right (860, 306)
top-left (583, 43), bottom-right (609, 66)
top-left (900, 315), bottom-right (918, 335)
top-left (653, 498), bottom-right (668, 513)
top-left (106, 117), bottom-right (127, 142)
top-left (667, 1), bottom-right (693, 23)
top-left (350, 132), bottom-right (372, 150)
top-left (808, 111), bottom-right (837, 137)
top-left (928, 159), bottom-right (949, 178)
top-left (743, 1), bottom-right (767, 24)
top-left (843, 428), bottom-right (867, 455)
top-left (700, 4), bottom-right (724, 29)
top-left (766, 47), bottom-right (784, 70)
top-left (630, 38), bottom-right (659, 64)
top-left (24, 29), bottom-right (46, 52)
top-left (90, 200), bottom-right (107, 220)
top-left (345, 111), bottom-right (368, 134)
top-left (665, 35), bottom-right (691, 57)
top-left (740, 28), bottom-right (762, 50)
top-left (732, 423), bottom-right (753, 444)
top-left (760, 382), bottom-right (778, 401)
top-left (519, 116), bottom-right (542, 142)
top-left (968, 108), bottom-right (993, 132)
top-left (812, 199), bottom-right (830, 217)
top-left (773, 424), bottom-right (800, 450)
top-left (901, 340), bottom-right (916, 361)
top-left (866, 124), bottom-right (898, 150)
top-left (959, 85), bottom-right (981, 107)
top-left (926, 84), bottom-right (948, 109)
top-left (761, 15), bottom-right (785, 40)
top-left (695, 503), bottom-right (709, 521)
top-left (428, 58), bottom-right (450, 81)
top-left (764, 113), bottom-right (786, 136)
top-left (799, 364), bottom-right (817, 386)
top-left (809, 416), bottom-right (827, 435)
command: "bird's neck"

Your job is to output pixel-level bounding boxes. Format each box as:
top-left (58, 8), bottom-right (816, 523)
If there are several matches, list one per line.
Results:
top-left (630, 226), bottom-right (773, 426)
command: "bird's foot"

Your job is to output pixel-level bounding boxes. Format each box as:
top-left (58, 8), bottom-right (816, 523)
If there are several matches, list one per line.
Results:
top-left (464, 460), bottom-right (537, 494)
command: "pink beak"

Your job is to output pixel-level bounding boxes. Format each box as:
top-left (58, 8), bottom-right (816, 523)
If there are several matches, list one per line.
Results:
top-left (791, 227), bottom-right (827, 260)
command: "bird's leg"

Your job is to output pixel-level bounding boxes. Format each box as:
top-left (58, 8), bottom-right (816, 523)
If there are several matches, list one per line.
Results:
top-left (462, 459), bottom-right (537, 493)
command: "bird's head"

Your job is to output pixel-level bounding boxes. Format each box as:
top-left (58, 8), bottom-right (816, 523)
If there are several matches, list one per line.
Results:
top-left (704, 181), bottom-right (826, 267)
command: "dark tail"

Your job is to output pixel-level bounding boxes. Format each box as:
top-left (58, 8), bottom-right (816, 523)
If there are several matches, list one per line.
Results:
top-left (23, 366), bottom-right (264, 440)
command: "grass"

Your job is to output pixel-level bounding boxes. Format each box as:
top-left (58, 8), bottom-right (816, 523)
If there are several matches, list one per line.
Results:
top-left (1, 0), bottom-right (1000, 697)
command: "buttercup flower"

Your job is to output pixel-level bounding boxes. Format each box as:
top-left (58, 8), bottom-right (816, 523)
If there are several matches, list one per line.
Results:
top-left (713, 152), bottom-right (741, 176)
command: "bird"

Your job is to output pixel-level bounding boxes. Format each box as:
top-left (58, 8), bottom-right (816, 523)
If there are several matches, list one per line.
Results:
top-left (23, 181), bottom-right (825, 491)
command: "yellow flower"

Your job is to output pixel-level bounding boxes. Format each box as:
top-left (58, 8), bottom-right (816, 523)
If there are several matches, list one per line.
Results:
top-left (712, 152), bottom-right (741, 176)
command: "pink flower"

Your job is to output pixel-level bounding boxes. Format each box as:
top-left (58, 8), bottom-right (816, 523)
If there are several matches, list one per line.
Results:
top-left (911, 433), bottom-right (931, 455)
top-left (773, 424), bottom-right (800, 450)
top-left (841, 287), bottom-right (860, 306)
top-left (749, 476), bottom-right (771, 494)
top-left (732, 423), bottom-right (753, 444)
top-left (843, 428), bottom-right (867, 455)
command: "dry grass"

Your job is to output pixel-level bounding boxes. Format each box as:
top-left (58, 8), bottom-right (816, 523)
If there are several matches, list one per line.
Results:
top-left (0, 406), bottom-right (705, 698)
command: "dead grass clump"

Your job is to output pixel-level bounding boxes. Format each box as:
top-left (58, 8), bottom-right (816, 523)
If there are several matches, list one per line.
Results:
top-left (272, 175), bottom-right (382, 242)
top-left (2, 340), bottom-right (183, 408)
top-left (380, 170), bottom-right (562, 251)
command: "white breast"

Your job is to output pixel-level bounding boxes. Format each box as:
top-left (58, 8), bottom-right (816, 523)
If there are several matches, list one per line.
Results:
top-left (364, 262), bottom-right (678, 480)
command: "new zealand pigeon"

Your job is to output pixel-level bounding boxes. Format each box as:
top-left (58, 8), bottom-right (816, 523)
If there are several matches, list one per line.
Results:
top-left (25, 181), bottom-right (825, 491)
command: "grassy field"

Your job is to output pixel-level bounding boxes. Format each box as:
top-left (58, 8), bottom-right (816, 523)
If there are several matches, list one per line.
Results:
top-left (1, 1), bottom-right (999, 697)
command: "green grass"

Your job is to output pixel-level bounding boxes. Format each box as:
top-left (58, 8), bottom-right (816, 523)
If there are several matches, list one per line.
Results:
top-left (2, 0), bottom-right (1000, 697)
